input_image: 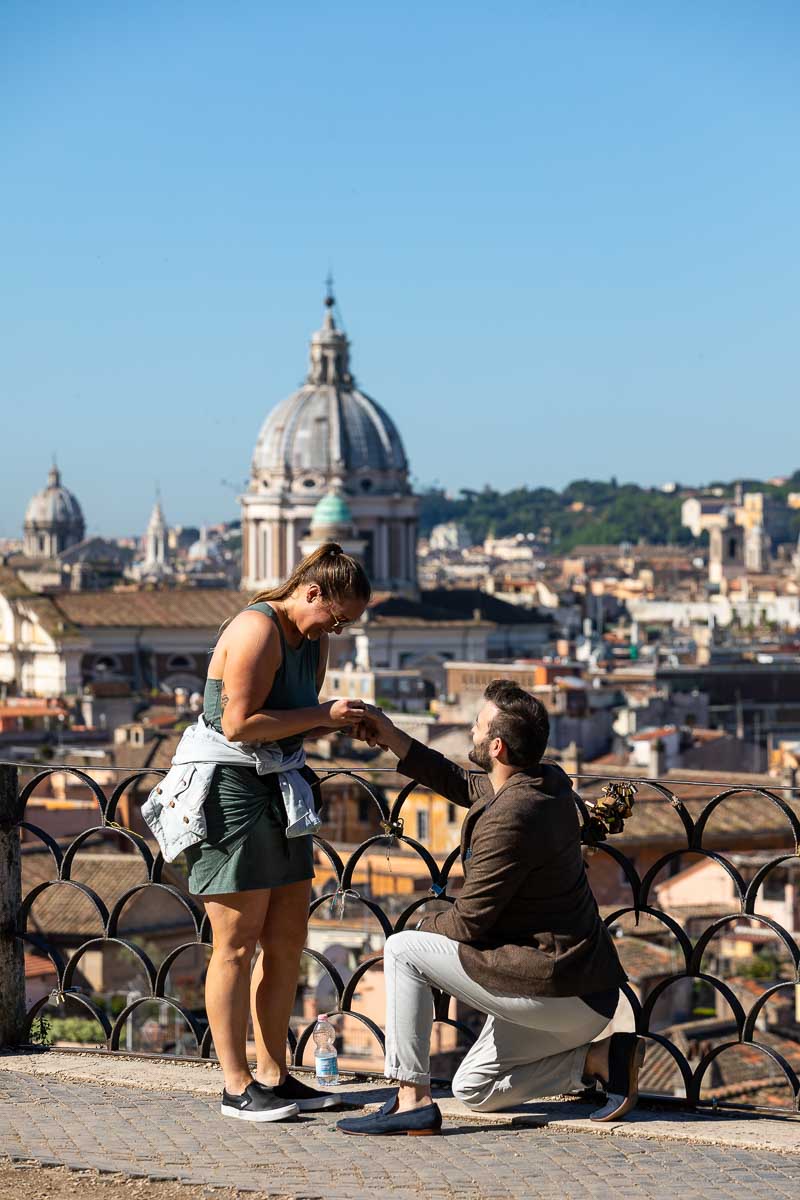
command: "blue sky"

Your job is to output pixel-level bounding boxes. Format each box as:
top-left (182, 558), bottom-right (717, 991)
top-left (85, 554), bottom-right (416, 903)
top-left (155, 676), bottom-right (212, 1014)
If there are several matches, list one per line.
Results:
top-left (2, 1), bottom-right (798, 537)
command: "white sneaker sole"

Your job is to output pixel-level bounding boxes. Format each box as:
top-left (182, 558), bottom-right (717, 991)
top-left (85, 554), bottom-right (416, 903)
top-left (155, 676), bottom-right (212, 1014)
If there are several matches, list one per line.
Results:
top-left (294, 1095), bottom-right (340, 1111)
top-left (220, 1101), bottom-right (299, 1122)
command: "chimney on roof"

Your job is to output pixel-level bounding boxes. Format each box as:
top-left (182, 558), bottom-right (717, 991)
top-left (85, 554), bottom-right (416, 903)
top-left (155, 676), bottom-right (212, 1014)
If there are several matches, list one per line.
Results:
top-left (649, 738), bottom-right (665, 779)
top-left (561, 741), bottom-right (583, 778)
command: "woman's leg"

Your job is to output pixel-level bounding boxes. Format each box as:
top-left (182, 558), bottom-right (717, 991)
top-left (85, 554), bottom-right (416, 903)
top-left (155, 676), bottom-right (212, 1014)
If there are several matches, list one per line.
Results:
top-left (250, 877), bottom-right (313, 1087)
top-left (203, 889), bottom-right (271, 1094)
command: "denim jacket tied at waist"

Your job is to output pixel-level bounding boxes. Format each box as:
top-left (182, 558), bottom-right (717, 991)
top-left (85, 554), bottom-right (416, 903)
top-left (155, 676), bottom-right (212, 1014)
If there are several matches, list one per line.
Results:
top-left (140, 714), bottom-right (321, 862)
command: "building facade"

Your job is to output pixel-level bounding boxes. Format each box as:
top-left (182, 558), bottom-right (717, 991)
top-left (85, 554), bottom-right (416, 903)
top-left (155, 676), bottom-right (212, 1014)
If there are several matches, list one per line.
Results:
top-left (240, 291), bottom-right (419, 595)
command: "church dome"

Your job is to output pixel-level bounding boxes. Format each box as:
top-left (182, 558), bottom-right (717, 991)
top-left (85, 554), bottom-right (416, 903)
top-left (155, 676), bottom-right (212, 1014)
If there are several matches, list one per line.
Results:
top-left (252, 295), bottom-right (409, 487)
top-left (23, 465), bottom-right (85, 557)
top-left (311, 489), bottom-right (354, 532)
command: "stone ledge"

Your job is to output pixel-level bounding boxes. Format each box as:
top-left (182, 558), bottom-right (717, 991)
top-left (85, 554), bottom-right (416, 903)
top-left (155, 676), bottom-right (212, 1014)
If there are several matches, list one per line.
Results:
top-left (2, 1048), bottom-right (799, 1155)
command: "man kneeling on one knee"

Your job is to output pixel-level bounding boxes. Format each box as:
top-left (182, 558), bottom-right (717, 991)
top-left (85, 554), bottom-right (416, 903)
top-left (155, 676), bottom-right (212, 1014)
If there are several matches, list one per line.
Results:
top-left (337, 680), bottom-right (643, 1138)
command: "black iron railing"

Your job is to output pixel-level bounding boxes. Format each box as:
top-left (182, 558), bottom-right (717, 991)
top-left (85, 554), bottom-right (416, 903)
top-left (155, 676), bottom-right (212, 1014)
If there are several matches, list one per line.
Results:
top-left (2, 760), bottom-right (799, 1116)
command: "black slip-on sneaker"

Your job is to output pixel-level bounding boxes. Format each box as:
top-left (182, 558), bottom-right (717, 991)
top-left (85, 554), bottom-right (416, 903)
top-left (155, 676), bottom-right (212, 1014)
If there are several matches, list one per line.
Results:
top-left (259, 1073), bottom-right (345, 1112)
top-left (590, 1033), bottom-right (646, 1122)
top-left (220, 1082), bottom-right (299, 1122)
top-left (337, 1093), bottom-right (442, 1136)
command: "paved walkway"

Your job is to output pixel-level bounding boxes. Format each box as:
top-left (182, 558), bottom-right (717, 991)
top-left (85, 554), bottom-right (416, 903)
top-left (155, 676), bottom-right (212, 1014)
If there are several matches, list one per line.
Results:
top-left (2, 1054), bottom-right (800, 1199)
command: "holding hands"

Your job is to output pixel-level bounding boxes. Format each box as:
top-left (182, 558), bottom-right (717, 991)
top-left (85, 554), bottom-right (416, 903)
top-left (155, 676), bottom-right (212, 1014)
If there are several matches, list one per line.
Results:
top-left (353, 705), bottom-right (411, 759)
top-left (313, 699), bottom-right (411, 759)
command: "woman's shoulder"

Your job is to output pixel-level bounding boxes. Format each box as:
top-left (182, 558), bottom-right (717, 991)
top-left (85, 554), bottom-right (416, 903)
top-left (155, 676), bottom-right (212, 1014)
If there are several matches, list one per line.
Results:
top-left (247, 600), bottom-right (276, 618)
top-left (223, 606), bottom-right (283, 652)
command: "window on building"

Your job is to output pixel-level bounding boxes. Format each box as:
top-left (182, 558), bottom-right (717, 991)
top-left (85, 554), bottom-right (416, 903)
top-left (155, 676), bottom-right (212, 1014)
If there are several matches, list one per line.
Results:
top-left (447, 802), bottom-right (457, 824)
top-left (416, 810), bottom-right (429, 842)
top-left (167, 654), bottom-right (196, 671)
top-left (762, 871), bottom-right (786, 901)
top-left (92, 654), bottom-right (122, 675)
top-left (358, 796), bottom-right (371, 824)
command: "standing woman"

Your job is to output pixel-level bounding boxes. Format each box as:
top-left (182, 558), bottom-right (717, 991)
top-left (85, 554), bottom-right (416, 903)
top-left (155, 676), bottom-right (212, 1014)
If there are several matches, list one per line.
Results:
top-left (186, 542), bottom-right (371, 1122)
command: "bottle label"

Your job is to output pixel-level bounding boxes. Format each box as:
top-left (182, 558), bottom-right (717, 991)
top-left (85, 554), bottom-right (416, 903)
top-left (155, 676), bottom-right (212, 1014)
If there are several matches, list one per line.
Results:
top-left (315, 1052), bottom-right (338, 1079)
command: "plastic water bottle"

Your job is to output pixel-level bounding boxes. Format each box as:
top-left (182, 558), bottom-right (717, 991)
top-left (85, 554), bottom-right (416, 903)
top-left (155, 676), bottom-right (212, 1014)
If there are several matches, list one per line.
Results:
top-left (312, 1014), bottom-right (339, 1086)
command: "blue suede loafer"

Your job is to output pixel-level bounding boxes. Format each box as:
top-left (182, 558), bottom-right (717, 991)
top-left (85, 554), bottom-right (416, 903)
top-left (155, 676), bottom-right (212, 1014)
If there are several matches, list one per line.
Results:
top-left (337, 1093), bottom-right (442, 1136)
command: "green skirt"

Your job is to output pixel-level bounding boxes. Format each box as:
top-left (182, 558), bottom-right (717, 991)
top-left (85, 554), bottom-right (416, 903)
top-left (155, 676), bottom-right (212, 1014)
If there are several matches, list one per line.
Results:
top-left (184, 766), bottom-right (315, 896)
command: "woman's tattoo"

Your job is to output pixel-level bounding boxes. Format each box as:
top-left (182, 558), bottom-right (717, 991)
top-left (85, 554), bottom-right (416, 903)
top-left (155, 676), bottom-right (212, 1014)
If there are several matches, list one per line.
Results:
top-left (220, 690), bottom-right (230, 713)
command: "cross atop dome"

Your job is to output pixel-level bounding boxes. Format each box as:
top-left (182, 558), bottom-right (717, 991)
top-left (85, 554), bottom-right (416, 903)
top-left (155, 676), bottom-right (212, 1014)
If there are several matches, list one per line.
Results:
top-left (308, 279), bottom-right (351, 385)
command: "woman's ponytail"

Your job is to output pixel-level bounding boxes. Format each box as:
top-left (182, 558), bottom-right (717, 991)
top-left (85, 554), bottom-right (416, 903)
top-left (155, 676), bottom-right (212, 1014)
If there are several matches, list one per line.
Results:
top-left (250, 541), bottom-right (371, 607)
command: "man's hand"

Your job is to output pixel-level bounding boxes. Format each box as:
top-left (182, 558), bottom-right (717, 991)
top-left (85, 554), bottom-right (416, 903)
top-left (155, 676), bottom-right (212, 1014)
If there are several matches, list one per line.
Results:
top-left (351, 707), bottom-right (411, 760)
top-left (353, 713), bottom-right (390, 748)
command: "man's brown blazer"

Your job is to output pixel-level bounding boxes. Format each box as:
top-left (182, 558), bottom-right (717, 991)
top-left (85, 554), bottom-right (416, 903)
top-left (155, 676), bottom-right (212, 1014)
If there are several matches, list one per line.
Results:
top-left (396, 739), bottom-right (626, 998)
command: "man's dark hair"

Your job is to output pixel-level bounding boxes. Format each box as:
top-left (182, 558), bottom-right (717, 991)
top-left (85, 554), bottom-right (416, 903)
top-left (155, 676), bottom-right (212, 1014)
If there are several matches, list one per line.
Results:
top-left (483, 679), bottom-right (549, 769)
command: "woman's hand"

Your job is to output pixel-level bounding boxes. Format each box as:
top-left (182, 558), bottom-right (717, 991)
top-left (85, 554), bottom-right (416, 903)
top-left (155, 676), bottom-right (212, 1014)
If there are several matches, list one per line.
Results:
top-left (323, 698), bottom-right (369, 728)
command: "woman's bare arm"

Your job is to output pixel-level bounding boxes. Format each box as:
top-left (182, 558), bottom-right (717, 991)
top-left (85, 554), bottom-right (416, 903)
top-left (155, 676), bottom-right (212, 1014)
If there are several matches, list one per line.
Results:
top-left (217, 613), bottom-right (364, 742)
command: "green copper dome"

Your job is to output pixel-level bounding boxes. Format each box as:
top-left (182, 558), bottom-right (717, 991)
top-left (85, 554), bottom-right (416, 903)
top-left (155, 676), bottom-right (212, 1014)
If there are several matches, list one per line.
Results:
top-left (312, 489), bottom-right (354, 530)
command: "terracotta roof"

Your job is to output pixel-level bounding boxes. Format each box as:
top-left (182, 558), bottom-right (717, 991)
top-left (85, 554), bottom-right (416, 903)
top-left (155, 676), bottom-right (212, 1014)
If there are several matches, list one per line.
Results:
top-left (25, 953), bottom-right (58, 979)
top-left (704, 1030), bottom-right (800, 1096)
top-left (600, 789), bottom-right (800, 850)
top-left (136, 730), bottom-right (183, 772)
top-left (0, 702), bottom-right (67, 719)
top-left (22, 846), bottom-right (194, 939)
top-left (575, 766), bottom-right (800, 850)
top-left (84, 681), bottom-right (133, 698)
top-left (640, 1030), bottom-right (692, 1095)
top-left (615, 937), bottom-right (678, 981)
top-left (50, 589), bottom-right (247, 629)
top-left (629, 726), bottom-right (678, 742)
top-left (583, 751), bottom-right (630, 767)
top-left (367, 590), bottom-right (552, 627)
top-left (142, 713), bottom-right (185, 729)
top-left (42, 726), bottom-right (195, 779)
top-left (690, 729), bottom-right (728, 743)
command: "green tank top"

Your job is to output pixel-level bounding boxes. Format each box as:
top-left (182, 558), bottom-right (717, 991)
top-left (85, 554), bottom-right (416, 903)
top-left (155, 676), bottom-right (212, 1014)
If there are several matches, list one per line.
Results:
top-left (204, 601), bottom-right (321, 755)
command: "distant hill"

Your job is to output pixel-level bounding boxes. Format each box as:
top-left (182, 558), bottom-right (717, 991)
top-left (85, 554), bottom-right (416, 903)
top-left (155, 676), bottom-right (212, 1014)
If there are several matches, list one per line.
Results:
top-left (418, 472), bottom-right (800, 552)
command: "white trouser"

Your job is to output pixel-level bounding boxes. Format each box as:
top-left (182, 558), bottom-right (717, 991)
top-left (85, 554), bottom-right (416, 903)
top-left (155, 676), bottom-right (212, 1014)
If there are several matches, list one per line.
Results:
top-left (383, 930), bottom-right (612, 1113)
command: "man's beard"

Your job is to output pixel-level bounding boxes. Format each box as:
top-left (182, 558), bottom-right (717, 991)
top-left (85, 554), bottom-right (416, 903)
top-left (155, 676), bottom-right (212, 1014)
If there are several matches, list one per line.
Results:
top-left (468, 736), bottom-right (493, 772)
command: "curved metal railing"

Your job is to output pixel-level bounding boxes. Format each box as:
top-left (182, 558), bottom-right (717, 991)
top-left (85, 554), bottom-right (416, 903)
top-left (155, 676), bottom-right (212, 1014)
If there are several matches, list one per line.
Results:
top-left (7, 761), bottom-right (800, 1116)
